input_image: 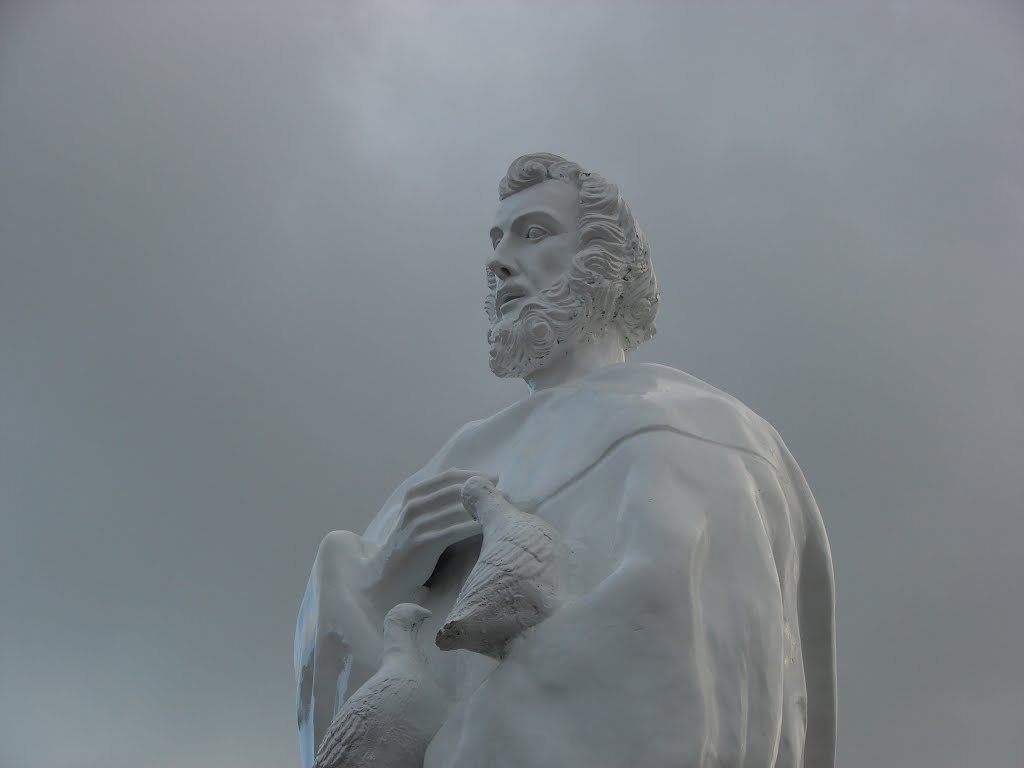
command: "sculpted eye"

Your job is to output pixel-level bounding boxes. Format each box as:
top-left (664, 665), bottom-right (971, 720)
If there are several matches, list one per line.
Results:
top-left (525, 225), bottom-right (548, 240)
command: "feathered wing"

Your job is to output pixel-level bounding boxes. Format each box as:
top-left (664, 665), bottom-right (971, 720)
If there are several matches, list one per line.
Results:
top-left (313, 696), bottom-right (372, 768)
top-left (456, 518), bottom-right (556, 604)
top-left (313, 674), bottom-right (412, 768)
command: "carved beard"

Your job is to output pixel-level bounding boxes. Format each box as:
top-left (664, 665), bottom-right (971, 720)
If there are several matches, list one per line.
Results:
top-left (487, 275), bottom-right (596, 379)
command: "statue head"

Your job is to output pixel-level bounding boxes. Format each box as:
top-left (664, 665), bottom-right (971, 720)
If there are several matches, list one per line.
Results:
top-left (485, 152), bottom-right (659, 379)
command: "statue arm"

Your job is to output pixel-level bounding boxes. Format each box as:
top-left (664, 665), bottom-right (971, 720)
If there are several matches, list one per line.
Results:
top-left (295, 531), bottom-right (389, 768)
top-left (295, 469), bottom-right (486, 767)
top-left (606, 429), bottom-right (788, 765)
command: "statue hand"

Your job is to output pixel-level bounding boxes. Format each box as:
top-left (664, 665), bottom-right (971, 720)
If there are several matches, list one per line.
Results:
top-left (370, 468), bottom-right (492, 604)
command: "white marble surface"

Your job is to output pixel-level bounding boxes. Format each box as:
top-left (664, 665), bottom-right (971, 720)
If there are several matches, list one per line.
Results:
top-left (295, 154), bottom-right (835, 767)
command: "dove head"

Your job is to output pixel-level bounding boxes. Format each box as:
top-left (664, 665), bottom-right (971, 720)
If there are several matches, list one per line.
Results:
top-left (460, 476), bottom-right (501, 524)
top-left (382, 603), bottom-right (432, 644)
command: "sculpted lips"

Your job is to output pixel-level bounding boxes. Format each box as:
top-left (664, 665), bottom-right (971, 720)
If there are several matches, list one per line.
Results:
top-left (496, 285), bottom-right (527, 314)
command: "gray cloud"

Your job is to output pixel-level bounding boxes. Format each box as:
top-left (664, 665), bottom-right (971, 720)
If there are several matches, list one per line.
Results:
top-left (1, 1), bottom-right (1022, 766)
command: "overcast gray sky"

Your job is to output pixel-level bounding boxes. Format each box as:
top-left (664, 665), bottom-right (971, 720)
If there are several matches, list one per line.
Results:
top-left (1, 1), bottom-right (1022, 766)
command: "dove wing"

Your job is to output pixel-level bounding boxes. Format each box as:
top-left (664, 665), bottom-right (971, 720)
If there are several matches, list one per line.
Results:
top-left (457, 517), bottom-right (556, 600)
top-left (313, 696), bottom-right (372, 768)
top-left (313, 673), bottom-right (411, 767)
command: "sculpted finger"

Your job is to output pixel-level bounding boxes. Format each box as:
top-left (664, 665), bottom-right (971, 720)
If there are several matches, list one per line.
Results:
top-left (443, 467), bottom-right (498, 484)
top-left (418, 520), bottom-right (482, 549)
top-left (409, 503), bottom-right (475, 537)
top-left (405, 469), bottom-right (498, 501)
top-left (403, 484), bottom-right (464, 517)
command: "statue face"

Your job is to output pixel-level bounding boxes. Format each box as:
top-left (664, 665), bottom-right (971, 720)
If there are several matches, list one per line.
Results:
top-left (487, 180), bottom-right (579, 322)
top-left (484, 180), bottom-right (590, 379)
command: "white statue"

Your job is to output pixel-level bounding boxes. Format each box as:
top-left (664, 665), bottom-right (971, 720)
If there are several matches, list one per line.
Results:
top-left (295, 153), bottom-right (836, 768)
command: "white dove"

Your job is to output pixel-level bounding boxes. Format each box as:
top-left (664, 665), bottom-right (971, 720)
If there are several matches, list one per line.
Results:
top-left (435, 476), bottom-right (561, 660)
top-left (313, 603), bottom-right (448, 768)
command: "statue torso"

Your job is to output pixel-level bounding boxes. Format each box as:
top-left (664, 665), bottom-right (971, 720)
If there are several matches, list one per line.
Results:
top-left (363, 363), bottom-right (834, 767)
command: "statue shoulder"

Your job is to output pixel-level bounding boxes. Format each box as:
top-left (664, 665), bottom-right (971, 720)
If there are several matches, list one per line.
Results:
top-left (580, 363), bottom-right (785, 471)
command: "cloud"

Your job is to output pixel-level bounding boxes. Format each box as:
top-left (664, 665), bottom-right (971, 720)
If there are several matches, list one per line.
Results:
top-left (1, 1), bottom-right (1021, 766)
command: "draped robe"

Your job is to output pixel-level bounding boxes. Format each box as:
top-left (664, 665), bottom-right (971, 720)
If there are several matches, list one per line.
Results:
top-left (296, 362), bottom-right (836, 768)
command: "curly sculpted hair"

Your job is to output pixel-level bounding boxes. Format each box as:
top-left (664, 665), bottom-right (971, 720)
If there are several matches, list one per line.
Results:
top-left (491, 152), bottom-right (659, 352)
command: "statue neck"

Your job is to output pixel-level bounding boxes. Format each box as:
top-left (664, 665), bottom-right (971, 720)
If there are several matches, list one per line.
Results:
top-left (524, 330), bottom-right (626, 394)
top-left (381, 626), bottom-right (419, 658)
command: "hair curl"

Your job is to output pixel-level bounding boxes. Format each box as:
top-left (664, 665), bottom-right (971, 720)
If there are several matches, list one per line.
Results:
top-left (494, 152), bottom-right (659, 352)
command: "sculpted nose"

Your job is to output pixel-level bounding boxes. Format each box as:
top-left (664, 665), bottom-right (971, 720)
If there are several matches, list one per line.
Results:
top-left (487, 246), bottom-right (518, 281)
